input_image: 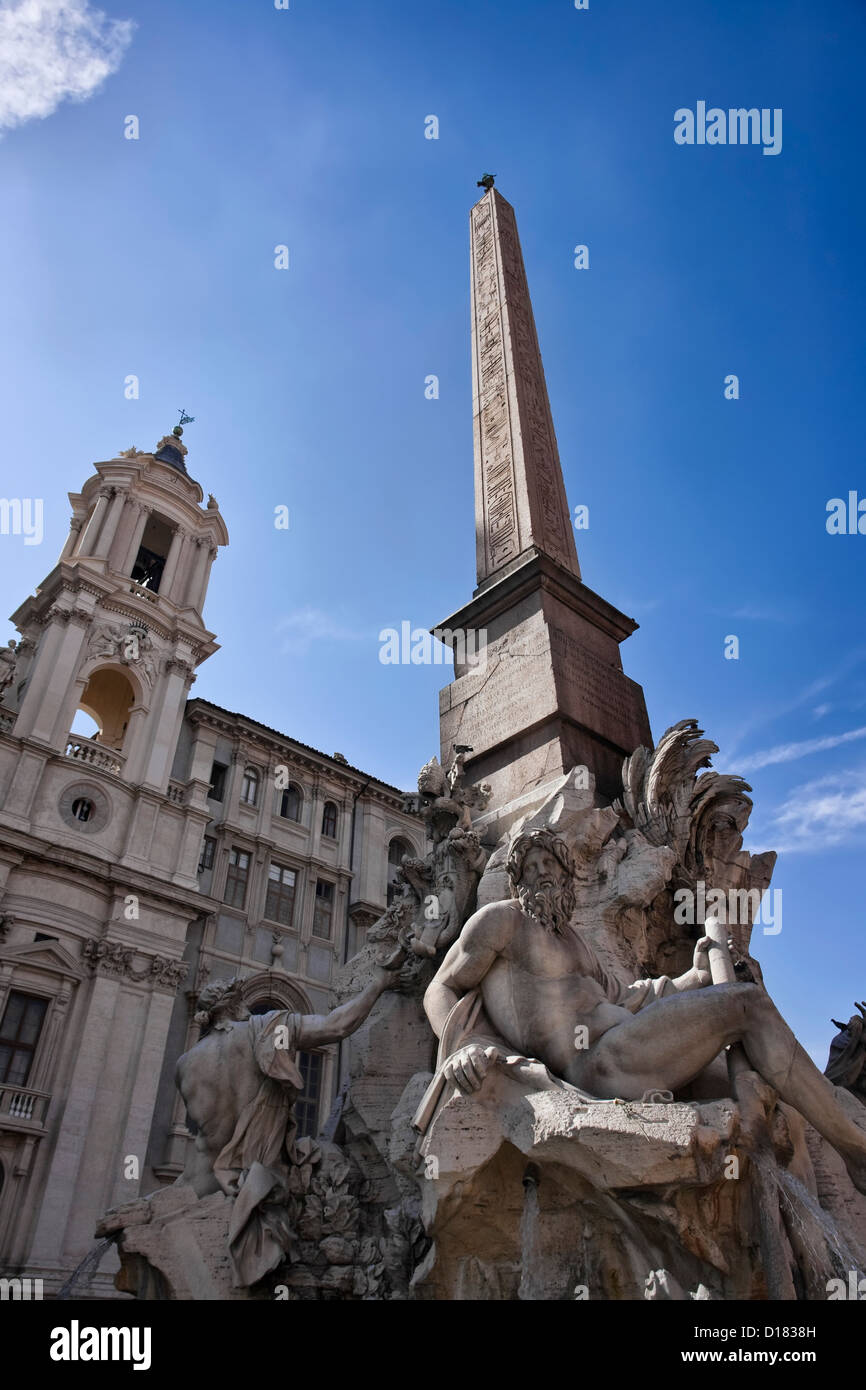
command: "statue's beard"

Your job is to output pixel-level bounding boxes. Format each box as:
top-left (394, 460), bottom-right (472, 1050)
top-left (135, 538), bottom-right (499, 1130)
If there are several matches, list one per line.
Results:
top-left (516, 880), bottom-right (574, 935)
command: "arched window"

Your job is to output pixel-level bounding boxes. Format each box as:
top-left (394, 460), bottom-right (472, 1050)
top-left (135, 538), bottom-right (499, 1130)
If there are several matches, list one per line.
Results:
top-left (321, 801), bottom-right (338, 840)
top-left (240, 767), bottom-right (259, 806)
top-left (279, 784), bottom-right (302, 821)
top-left (131, 513), bottom-right (174, 593)
top-left (70, 667), bottom-right (135, 753)
top-left (387, 837), bottom-right (411, 906)
top-left (248, 998), bottom-right (281, 1015)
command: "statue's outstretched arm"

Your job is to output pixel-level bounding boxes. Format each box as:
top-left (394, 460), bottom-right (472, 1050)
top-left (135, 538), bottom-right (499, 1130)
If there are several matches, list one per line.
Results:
top-left (296, 960), bottom-right (398, 1049)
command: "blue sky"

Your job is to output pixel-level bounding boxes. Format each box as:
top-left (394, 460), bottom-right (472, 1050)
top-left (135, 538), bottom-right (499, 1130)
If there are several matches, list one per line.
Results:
top-left (0, 0), bottom-right (864, 1060)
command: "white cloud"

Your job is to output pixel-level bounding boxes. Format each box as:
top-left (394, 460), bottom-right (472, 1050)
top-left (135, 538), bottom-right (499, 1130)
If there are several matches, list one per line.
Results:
top-left (736, 725), bottom-right (866, 773)
top-left (763, 766), bottom-right (866, 854)
top-left (0, 0), bottom-right (133, 136)
top-left (727, 602), bottom-right (791, 623)
top-left (721, 645), bottom-right (866, 761)
top-left (276, 608), bottom-right (367, 655)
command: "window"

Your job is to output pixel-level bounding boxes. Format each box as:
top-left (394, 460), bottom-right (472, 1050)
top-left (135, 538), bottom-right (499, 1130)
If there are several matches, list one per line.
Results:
top-left (224, 847), bottom-right (250, 909)
top-left (321, 801), bottom-right (338, 840)
top-left (249, 998), bottom-right (279, 1014)
top-left (130, 515), bottom-right (174, 593)
top-left (209, 762), bottom-right (228, 801)
top-left (71, 797), bottom-right (93, 823)
top-left (240, 767), bottom-right (259, 806)
top-left (279, 784), bottom-right (302, 821)
top-left (387, 837), bottom-right (411, 906)
top-left (0, 991), bottom-right (48, 1088)
top-left (313, 880), bottom-right (334, 939)
top-left (265, 863), bottom-right (297, 926)
top-left (294, 1050), bottom-right (323, 1139)
top-left (199, 835), bottom-right (216, 873)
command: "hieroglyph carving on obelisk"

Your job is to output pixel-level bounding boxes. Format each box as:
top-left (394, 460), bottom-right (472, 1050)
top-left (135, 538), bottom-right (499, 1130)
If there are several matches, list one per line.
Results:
top-left (471, 188), bottom-right (581, 585)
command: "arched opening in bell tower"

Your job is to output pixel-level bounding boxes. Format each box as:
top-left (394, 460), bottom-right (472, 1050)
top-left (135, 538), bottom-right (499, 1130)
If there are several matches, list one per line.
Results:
top-left (70, 667), bottom-right (136, 751)
top-left (131, 514), bottom-right (175, 593)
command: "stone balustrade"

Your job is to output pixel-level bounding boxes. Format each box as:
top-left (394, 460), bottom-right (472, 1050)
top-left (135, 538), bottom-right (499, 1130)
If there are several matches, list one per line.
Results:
top-left (128, 581), bottom-right (158, 604)
top-left (65, 736), bottom-right (126, 776)
top-left (0, 1083), bottom-right (51, 1129)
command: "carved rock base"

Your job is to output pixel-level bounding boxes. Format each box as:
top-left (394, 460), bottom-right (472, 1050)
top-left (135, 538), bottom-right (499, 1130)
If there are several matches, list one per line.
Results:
top-left (98, 1188), bottom-right (264, 1300)
top-left (411, 1066), bottom-right (857, 1301)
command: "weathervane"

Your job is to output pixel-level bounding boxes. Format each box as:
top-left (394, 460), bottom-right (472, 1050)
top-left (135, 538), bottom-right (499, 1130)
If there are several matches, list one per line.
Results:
top-left (173, 408), bottom-right (195, 439)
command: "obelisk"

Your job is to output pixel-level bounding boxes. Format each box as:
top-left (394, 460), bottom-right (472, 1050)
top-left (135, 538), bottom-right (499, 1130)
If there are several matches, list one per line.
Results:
top-left (437, 183), bottom-right (652, 806)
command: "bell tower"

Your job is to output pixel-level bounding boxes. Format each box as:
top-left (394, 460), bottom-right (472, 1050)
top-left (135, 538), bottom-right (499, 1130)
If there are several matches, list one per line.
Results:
top-left (4, 428), bottom-right (228, 796)
top-left (0, 427), bottom-right (229, 1291)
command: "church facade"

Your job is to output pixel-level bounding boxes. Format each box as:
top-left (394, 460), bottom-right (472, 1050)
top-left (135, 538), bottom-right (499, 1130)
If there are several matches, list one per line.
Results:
top-left (0, 431), bottom-right (423, 1296)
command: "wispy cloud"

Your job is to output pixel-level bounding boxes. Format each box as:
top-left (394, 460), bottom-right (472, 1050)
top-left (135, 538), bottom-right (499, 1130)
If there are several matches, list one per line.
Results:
top-left (276, 608), bottom-right (367, 655)
top-left (726, 602), bottom-right (793, 623)
top-left (736, 725), bottom-right (866, 772)
top-left (0, 0), bottom-right (133, 137)
top-left (721, 645), bottom-right (866, 762)
top-left (761, 766), bottom-right (866, 854)
top-left (619, 597), bottom-right (662, 616)
top-left (812, 704), bottom-right (832, 719)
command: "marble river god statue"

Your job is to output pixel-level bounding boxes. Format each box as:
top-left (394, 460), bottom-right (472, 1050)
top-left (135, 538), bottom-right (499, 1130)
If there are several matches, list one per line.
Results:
top-left (421, 826), bottom-right (866, 1198)
top-left (175, 952), bottom-right (405, 1286)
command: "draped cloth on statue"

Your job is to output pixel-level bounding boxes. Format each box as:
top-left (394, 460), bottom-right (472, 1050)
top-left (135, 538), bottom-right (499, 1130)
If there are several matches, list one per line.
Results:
top-left (413, 942), bottom-right (678, 1136)
top-left (412, 988), bottom-right (590, 1135)
top-left (212, 1010), bottom-right (305, 1288)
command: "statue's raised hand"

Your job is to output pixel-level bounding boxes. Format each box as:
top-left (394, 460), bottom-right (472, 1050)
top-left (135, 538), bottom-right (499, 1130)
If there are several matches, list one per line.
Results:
top-left (373, 942), bottom-right (416, 992)
top-left (693, 936), bottom-right (713, 988)
top-left (442, 1044), bottom-right (497, 1095)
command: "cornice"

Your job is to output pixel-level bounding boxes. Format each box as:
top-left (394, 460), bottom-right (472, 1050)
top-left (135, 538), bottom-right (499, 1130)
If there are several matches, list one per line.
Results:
top-left (184, 703), bottom-right (418, 814)
top-left (82, 936), bottom-right (189, 993)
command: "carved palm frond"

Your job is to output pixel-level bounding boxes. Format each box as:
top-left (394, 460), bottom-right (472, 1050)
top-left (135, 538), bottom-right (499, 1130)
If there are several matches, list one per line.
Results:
top-left (615, 719), bottom-right (717, 858)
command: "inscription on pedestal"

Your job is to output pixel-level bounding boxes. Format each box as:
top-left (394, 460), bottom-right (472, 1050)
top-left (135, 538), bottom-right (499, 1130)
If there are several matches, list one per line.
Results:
top-left (443, 620), bottom-right (649, 762)
top-left (550, 625), bottom-right (647, 747)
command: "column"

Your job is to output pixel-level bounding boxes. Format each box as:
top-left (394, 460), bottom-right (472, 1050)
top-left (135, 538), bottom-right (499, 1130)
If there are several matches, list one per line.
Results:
top-left (187, 541), bottom-right (217, 613)
top-left (95, 488), bottom-right (127, 560)
top-left (28, 972), bottom-right (122, 1268)
top-left (12, 611), bottom-right (88, 744)
top-left (59, 516), bottom-right (84, 561)
top-left (76, 488), bottom-right (112, 558)
top-left (182, 538), bottom-right (203, 609)
top-left (310, 774), bottom-right (323, 858)
top-left (140, 659), bottom-right (194, 790)
top-left (102, 985), bottom-right (176, 1212)
top-left (122, 503), bottom-right (150, 577)
top-left (159, 527), bottom-right (189, 602)
top-left (173, 532), bottom-right (198, 609)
